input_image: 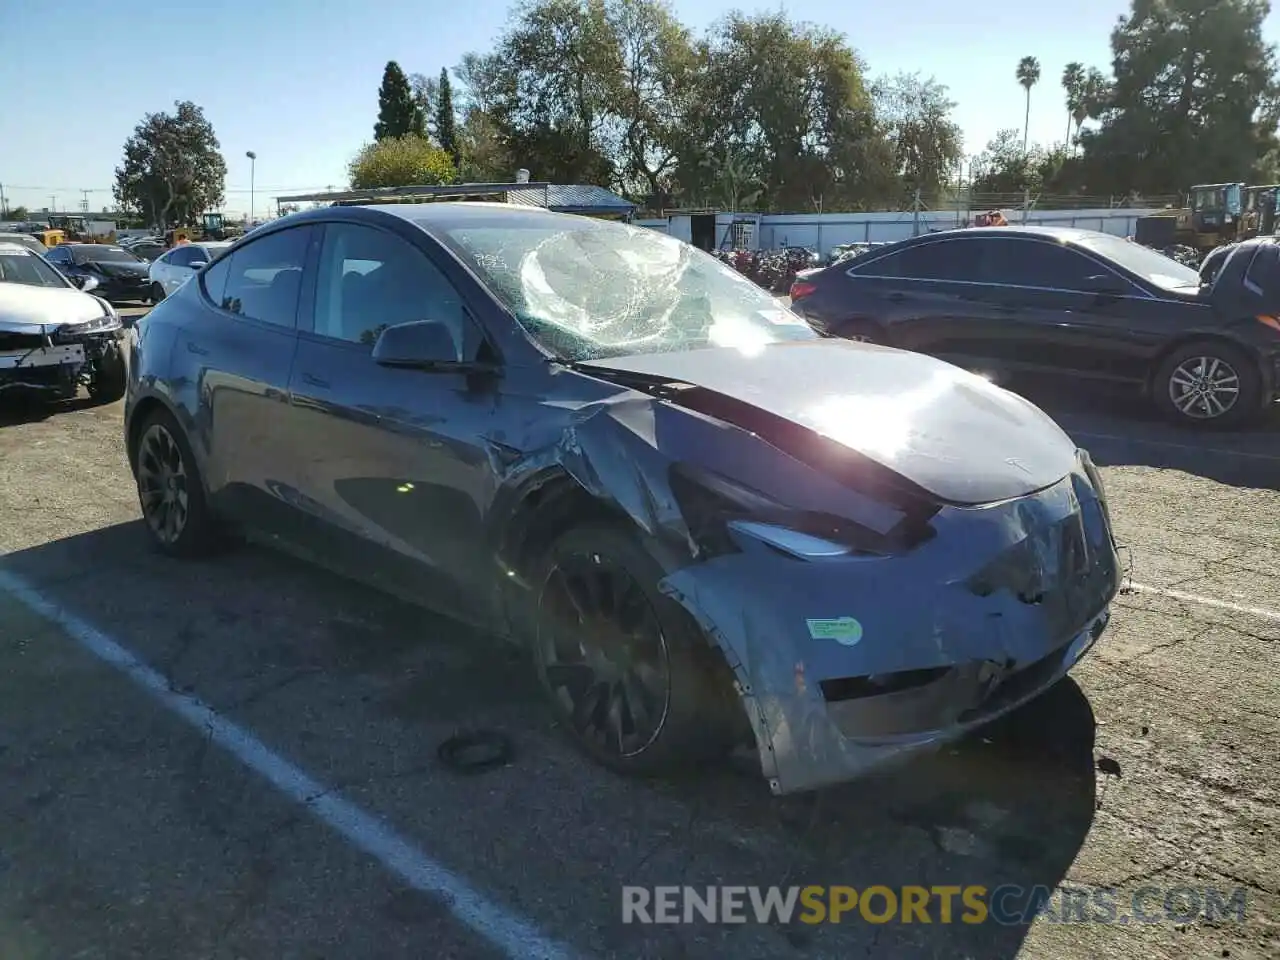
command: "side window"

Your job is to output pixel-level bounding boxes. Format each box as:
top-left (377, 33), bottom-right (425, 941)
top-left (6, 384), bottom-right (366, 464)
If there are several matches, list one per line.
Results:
top-left (986, 239), bottom-right (1107, 290)
top-left (853, 240), bottom-right (985, 282)
top-left (167, 247), bottom-right (194, 268)
top-left (200, 251), bottom-right (231, 306)
top-left (217, 227), bottom-right (312, 328)
top-left (312, 222), bottom-right (470, 354)
top-left (46, 246), bottom-right (69, 265)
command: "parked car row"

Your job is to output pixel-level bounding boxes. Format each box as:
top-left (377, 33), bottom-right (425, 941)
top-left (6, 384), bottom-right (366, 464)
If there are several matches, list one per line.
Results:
top-left (789, 225), bottom-right (1280, 427)
top-left (711, 246), bottom-right (820, 292)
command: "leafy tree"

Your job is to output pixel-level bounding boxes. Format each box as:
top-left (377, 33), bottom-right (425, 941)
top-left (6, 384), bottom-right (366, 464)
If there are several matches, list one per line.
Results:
top-left (484, 0), bottom-right (618, 185)
top-left (453, 52), bottom-right (512, 180)
top-left (1016, 56), bottom-right (1041, 153)
top-left (435, 67), bottom-right (460, 170)
top-left (375, 61), bottom-right (425, 141)
top-left (113, 100), bottom-right (226, 228)
top-left (348, 135), bottom-right (456, 189)
top-left (8, 205), bottom-right (28, 221)
top-left (673, 11), bottom-right (890, 211)
top-left (1079, 0), bottom-right (1280, 195)
top-left (872, 73), bottom-right (964, 207)
top-left (1061, 62), bottom-right (1084, 144)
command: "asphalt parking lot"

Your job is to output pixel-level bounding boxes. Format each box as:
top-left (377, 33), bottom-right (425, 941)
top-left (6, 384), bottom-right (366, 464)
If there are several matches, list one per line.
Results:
top-left (0, 306), bottom-right (1277, 959)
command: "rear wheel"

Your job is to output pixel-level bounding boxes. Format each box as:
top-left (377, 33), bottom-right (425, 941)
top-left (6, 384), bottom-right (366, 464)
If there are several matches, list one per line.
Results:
top-left (150, 282), bottom-right (165, 304)
top-left (532, 524), bottom-right (738, 776)
top-left (1152, 340), bottom-right (1263, 428)
top-left (133, 408), bottom-right (220, 557)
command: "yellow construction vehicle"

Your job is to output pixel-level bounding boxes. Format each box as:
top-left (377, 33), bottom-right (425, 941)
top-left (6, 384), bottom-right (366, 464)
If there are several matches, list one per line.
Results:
top-left (1241, 184), bottom-right (1280, 239)
top-left (1174, 183), bottom-right (1245, 251)
top-left (45, 215), bottom-right (116, 244)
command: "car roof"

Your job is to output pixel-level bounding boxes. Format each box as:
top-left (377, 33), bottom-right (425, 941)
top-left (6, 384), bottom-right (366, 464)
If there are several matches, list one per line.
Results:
top-left (0, 242), bottom-right (34, 254)
top-left (276, 200), bottom-right (605, 232)
top-left (912, 225), bottom-right (1108, 244)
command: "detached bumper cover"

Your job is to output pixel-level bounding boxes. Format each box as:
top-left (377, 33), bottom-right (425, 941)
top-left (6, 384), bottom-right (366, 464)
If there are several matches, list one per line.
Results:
top-left (657, 462), bottom-right (1119, 795)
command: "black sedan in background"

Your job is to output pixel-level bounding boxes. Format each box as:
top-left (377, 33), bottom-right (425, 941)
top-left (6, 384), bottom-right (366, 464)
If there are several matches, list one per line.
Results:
top-left (43, 242), bottom-right (151, 304)
top-left (789, 226), bottom-right (1280, 427)
top-left (122, 203), bottom-right (1119, 795)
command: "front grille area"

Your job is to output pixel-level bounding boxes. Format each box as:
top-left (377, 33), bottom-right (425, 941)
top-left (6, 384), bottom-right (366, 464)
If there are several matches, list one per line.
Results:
top-left (0, 332), bottom-right (47, 352)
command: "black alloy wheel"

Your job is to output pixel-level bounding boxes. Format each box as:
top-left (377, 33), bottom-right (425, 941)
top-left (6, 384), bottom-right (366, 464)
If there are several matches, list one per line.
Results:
top-left (532, 524), bottom-right (739, 775)
top-left (537, 549), bottom-right (672, 760)
top-left (133, 409), bottom-right (219, 557)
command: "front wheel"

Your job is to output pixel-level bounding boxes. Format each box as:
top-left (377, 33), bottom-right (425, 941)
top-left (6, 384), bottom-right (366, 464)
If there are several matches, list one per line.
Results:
top-left (1152, 340), bottom-right (1263, 428)
top-left (87, 340), bottom-right (127, 404)
top-left (532, 524), bottom-right (739, 776)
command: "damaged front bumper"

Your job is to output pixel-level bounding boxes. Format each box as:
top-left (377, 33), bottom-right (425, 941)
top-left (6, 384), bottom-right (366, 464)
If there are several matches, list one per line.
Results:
top-left (658, 457), bottom-right (1120, 796)
top-left (0, 323), bottom-right (124, 397)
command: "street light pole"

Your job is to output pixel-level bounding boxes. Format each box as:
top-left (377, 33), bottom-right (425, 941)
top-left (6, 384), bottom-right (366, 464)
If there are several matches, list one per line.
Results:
top-left (245, 151), bottom-right (257, 225)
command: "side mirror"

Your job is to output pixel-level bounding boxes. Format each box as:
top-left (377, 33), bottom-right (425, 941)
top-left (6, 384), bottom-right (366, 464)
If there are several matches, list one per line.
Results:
top-left (1080, 273), bottom-right (1126, 296)
top-left (71, 275), bottom-right (99, 292)
top-left (372, 319), bottom-right (500, 378)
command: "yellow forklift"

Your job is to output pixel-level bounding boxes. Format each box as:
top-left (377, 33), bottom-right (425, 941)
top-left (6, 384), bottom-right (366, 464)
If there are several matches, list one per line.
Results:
top-left (1174, 183), bottom-right (1245, 251)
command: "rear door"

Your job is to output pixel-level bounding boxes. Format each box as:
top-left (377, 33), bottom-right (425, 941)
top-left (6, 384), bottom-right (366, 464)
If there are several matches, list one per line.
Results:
top-left (158, 246), bottom-right (196, 294)
top-left (185, 223), bottom-right (319, 532)
top-left (841, 237), bottom-right (998, 355)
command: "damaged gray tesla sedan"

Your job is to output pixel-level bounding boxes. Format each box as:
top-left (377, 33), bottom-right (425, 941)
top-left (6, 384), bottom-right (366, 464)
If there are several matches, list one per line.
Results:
top-left (123, 202), bottom-right (1120, 795)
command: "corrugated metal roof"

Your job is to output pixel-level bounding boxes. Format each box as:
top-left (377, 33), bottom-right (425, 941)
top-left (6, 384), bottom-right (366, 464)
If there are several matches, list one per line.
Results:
top-left (507, 184), bottom-right (635, 212)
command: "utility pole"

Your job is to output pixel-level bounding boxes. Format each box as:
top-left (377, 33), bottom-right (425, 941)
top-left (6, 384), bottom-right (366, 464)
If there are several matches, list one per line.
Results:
top-left (80, 189), bottom-right (90, 213)
top-left (912, 188), bottom-right (921, 237)
top-left (0, 182), bottom-right (7, 218)
top-left (50, 195), bottom-right (57, 213)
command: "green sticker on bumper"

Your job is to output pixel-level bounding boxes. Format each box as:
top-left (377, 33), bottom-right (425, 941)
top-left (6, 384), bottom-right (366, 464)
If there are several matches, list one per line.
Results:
top-left (806, 617), bottom-right (864, 646)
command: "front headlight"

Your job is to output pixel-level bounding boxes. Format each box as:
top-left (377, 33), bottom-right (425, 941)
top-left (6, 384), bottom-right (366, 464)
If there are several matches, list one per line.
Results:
top-left (54, 312), bottom-right (122, 339)
top-left (727, 520), bottom-right (856, 559)
top-left (668, 462), bottom-right (922, 560)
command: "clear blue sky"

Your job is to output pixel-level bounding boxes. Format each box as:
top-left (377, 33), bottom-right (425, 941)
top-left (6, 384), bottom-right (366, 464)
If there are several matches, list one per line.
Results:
top-left (2, 0), bottom-right (1273, 217)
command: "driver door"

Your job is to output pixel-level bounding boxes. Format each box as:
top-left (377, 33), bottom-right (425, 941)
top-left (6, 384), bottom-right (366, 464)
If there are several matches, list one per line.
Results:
top-left (284, 221), bottom-right (499, 625)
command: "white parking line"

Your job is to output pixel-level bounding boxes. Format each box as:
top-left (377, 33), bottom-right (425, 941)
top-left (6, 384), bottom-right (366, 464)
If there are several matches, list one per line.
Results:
top-left (0, 569), bottom-right (578, 960)
top-left (1071, 429), bottom-right (1280, 463)
top-left (1127, 581), bottom-right (1280, 623)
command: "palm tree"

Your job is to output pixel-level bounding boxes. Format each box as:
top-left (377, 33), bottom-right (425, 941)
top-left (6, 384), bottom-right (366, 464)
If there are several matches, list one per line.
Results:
top-left (1062, 62), bottom-right (1085, 145)
top-left (1069, 68), bottom-right (1111, 154)
top-left (1016, 56), bottom-right (1042, 154)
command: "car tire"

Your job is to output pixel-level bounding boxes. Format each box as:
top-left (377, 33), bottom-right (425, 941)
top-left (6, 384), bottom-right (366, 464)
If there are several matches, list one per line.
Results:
top-left (1152, 339), bottom-right (1263, 429)
top-left (87, 340), bottom-right (127, 404)
top-left (150, 282), bottom-right (165, 304)
top-left (132, 408), bottom-right (220, 558)
top-left (532, 523), bottom-right (739, 777)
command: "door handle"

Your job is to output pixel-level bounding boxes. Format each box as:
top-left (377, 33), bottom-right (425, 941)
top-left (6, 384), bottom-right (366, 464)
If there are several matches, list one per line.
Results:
top-left (186, 341), bottom-right (208, 356)
top-left (301, 372), bottom-right (330, 389)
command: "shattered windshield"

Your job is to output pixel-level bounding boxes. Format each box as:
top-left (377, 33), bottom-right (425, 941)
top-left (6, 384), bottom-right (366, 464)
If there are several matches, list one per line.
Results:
top-left (433, 219), bottom-right (817, 361)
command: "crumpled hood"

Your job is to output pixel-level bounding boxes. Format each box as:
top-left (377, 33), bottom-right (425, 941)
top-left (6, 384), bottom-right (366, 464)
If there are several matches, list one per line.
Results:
top-left (0, 283), bottom-right (106, 333)
top-left (579, 340), bottom-right (1078, 505)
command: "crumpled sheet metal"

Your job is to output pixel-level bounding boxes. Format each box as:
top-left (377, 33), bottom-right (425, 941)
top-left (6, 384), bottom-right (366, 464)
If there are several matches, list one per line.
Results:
top-left (488, 385), bottom-right (1119, 796)
top-left (659, 467), bottom-right (1119, 795)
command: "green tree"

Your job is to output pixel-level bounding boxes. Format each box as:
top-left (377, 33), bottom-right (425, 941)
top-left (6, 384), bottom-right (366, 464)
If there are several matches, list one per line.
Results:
top-left (673, 11), bottom-right (891, 211)
top-left (1061, 62), bottom-right (1084, 144)
top-left (435, 67), bottom-right (460, 171)
top-left (375, 61), bottom-right (424, 141)
top-left (453, 52), bottom-right (512, 181)
top-left (8, 205), bottom-right (28, 221)
top-left (1016, 56), bottom-right (1041, 153)
top-left (871, 72), bottom-right (964, 208)
top-left (113, 100), bottom-right (226, 227)
top-left (1080, 0), bottom-right (1280, 194)
top-left (348, 135), bottom-right (456, 189)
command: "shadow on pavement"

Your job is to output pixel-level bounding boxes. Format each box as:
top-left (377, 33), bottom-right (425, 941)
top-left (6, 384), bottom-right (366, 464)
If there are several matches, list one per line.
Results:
top-left (1009, 376), bottom-right (1280, 490)
top-left (1, 519), bottom-right (1099, 959)
top-left (0, 393), bottom-right (102, 427)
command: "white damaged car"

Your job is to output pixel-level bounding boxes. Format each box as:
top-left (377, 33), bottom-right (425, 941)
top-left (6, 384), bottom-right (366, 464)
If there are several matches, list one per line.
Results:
top-left (0, 242), bottom-right (128, 403)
